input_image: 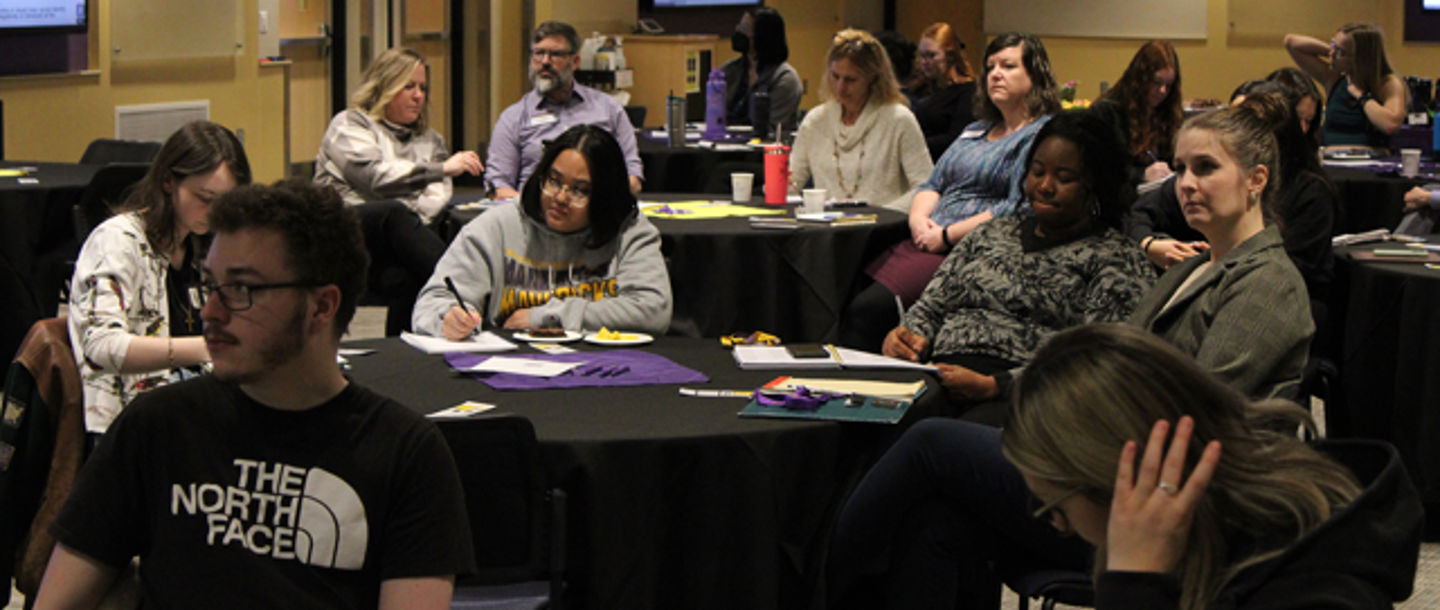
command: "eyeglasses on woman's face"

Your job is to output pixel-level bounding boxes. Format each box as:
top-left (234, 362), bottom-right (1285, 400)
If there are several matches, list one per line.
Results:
top-left (541, 171), bottom-right (592, 207)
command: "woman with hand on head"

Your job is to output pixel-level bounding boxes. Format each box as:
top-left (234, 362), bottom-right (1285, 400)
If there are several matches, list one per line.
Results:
top-left (412, 125), bottom-right (671, 339)
top-left (69, 120), bottom-right (250, 434)
top-left (839, 32), bottom-right (1060, 350)
top-left (1091, 40), bottom-right (1184, 185)
top-left (1285, 22), bottom-right (1406, 153)
top-left (788, 28), bottom-right (933, 212)
top-left (315, 47), bottom-right (481, 335)
top-left (1004, 323), bottom-right (1421, 609)
top-left (905, 22), bottom-right (978, 161)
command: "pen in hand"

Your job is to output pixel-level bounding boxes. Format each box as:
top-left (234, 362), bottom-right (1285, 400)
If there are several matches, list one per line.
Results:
top-left (444, 276), bottom-right (480, 337)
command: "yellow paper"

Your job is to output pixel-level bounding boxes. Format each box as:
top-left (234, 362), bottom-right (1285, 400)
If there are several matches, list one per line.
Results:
top-left (639, 201), bottom-right (786, 219)
top-left (0, 169), bottom-right (27, 177)
top-left (772, 377), bottom-right (926, 400)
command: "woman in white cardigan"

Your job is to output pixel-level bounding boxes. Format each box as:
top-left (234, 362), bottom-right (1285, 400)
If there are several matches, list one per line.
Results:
top-left (789, 29), bottom-right (933, 212)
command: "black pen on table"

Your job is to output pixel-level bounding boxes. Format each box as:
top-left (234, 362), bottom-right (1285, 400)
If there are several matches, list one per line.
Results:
top-left (443, 276), bottom-right (480, 337)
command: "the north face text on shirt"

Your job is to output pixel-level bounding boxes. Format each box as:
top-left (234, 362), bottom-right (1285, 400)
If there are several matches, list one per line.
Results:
top-left (170, 459), bottom-right (369, 570)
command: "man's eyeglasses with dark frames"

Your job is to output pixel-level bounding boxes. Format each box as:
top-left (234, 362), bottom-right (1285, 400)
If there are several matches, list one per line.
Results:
top-left (531, 48), bottom-right (573, 61)
top-left (198, 281), bottom-right (320, 311)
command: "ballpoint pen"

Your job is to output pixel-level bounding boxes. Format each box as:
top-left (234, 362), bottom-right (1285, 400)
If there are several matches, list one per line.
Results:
top-left (444, 276), bottom-right (480, 336)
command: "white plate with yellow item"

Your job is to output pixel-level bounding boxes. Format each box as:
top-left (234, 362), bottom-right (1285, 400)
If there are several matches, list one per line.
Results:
top-left (584, 327), bottom-right (654, 346)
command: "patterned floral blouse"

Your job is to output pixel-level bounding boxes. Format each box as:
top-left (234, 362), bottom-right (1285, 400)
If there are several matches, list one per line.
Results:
top-left (903, 215), bottom-right (1157, 365)
top-left (68, 212), bottom-right (202, 433)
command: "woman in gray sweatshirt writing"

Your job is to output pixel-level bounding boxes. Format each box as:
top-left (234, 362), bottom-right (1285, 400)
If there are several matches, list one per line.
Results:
top-left (413, 124), bottom-right (672, 338)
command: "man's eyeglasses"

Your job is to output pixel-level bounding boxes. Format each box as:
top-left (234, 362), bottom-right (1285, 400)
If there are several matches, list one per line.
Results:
top-left (541, 174), bottom-right (592, 207)
top-left (198, 280), bottom-right (320, 311)
top-left (531, 48), bottom-right (573, 61)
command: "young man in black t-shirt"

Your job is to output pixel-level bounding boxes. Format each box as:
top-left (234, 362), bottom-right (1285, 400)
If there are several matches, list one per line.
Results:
top-left (34, 181), bottom-right (475, 609)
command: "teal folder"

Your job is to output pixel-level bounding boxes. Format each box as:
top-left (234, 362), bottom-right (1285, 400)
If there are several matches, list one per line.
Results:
top-left (738, 394), bottom-right (912, 424)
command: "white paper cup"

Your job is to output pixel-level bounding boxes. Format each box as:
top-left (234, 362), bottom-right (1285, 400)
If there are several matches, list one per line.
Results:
top-left (730, 172), bottom-right (754, 203)
top-left (802, 188), bottom-right (827, 214)
top-left (1401, 148), bottom-right (1421, 178)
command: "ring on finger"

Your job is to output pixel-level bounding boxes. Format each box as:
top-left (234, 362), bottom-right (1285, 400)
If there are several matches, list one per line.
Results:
top-left (1157, 481), bottom-right (1179, 495)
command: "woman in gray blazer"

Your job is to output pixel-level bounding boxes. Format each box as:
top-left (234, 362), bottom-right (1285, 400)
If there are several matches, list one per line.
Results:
top-left (1129, 91), bottom-right (1313, 400)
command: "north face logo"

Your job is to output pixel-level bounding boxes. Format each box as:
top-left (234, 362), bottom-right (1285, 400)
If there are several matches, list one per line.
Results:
top-left (171, 460), bottom-right (369, 570)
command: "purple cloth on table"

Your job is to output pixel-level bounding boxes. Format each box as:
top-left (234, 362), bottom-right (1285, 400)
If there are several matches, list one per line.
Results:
top-left (444, 349), bottom-right (709, 390)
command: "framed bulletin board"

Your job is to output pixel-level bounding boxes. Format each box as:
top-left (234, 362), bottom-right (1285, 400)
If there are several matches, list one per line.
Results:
top-left (111, 0), bottom-right (242, 61)
top-left (984, 0), bottom-right (1207, 40)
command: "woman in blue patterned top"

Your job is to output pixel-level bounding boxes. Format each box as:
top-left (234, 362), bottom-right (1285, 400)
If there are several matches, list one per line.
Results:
top-left (841, 32), bottom-right (1061, 350)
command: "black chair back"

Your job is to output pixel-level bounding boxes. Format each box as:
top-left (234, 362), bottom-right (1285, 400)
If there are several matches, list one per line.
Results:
top-left (624, 105), bottom-right (647, 129)
top-left (439, 415), bottom-right (567, 608)
top-left (73, 163), bottom-right (150, 244)
top-left (78, 138), bottom-right (161, 165)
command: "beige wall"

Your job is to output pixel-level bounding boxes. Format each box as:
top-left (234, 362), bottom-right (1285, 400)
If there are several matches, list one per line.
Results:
top-left (0, 0), bottom-right (289, 183)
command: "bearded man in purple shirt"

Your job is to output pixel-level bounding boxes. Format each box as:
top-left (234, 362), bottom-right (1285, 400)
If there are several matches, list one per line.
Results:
top-left (485, 21), bottom-right (645, 199)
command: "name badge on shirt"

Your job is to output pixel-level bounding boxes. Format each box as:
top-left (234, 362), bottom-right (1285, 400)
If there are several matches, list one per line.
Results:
top-left (959, 127), bottom-right (987, 139)
top-left (530, 113), bottom-right (558, 126)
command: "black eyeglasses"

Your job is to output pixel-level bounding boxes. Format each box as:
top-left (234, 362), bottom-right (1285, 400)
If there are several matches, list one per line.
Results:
top-left (198, 280), bottom-right (320, 311)
top-left (531, 48), bottom-right (573, 61)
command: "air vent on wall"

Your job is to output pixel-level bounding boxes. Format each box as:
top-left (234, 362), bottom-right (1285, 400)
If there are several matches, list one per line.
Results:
top-left (114, 100), bottom-right (210, 142)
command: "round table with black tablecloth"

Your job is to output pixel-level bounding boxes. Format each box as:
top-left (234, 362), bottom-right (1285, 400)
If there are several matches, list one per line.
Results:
top-left (1325, 166), bottom-right (1425, 235)
top-left (0, 161), bottom-right (101, 360)
top-left (443, 194), bottom-right (910, 343)
top-left (342, 335), bottom-right (947, 610)
top-left (1331, 236), bottom-right (1440, 539)
top-left (637, 136), bottom-right (765, 194)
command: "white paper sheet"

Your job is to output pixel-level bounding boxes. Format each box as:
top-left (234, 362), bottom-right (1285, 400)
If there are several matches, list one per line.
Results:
top-left (465, 356), bottom-right (582, 378)
top-left (400, 331), bottom-right (517, 354)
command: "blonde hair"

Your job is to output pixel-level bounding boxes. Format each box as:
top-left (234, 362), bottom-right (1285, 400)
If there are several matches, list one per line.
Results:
top-left (821, 29), bottom-right (907, 108)
top-left (1002, 323), bottom-right (1361, 610)
top-left (350, 48), bottom-right (430, 131)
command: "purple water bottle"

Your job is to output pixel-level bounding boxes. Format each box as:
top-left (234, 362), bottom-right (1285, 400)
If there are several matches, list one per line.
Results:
top-left (704, 68), bottom-right (728, 141)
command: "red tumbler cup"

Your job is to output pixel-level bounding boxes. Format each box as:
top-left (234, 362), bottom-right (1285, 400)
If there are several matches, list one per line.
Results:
top-left (764, 143), bottom-right (790, 205)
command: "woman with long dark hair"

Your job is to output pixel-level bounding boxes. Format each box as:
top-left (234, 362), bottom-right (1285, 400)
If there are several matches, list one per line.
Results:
top-left (1091, 40), bottom-right (1183, 185)
top-left (413, 125), bottom-right (672, 338)
top-left (69, 120), bottom-right (251, 434)
top-left (1286, 22), bottom-right (1406, 152)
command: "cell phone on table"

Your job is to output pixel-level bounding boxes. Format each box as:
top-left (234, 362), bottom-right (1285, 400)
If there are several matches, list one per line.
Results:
top-left (827, 199), bottom-right (868, 209)
top-left (785, 343), bottom-right (831, 359)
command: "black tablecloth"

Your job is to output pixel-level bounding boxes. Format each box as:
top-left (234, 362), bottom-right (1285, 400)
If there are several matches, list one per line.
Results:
top-left (637, 137), bottom-right (764, 193)
top-left (0, 161), bottom-right (99, 360)
top-left (1326, 166), bottom-right (1424, 235)
top-left (443, 195), bottom-right (910, 343)
top-left (342, 335), bottom-right (945, 610)
top-left (1332, 237), bottom-right (1440, 537)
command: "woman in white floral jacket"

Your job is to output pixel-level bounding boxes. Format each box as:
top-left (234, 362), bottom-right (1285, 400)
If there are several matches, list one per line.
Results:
top-left (69, 121), bottom-right (250, 434)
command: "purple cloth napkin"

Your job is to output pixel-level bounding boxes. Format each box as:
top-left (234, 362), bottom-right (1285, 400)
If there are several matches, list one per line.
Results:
top-left (444, 349), bottom-right (709, 390)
